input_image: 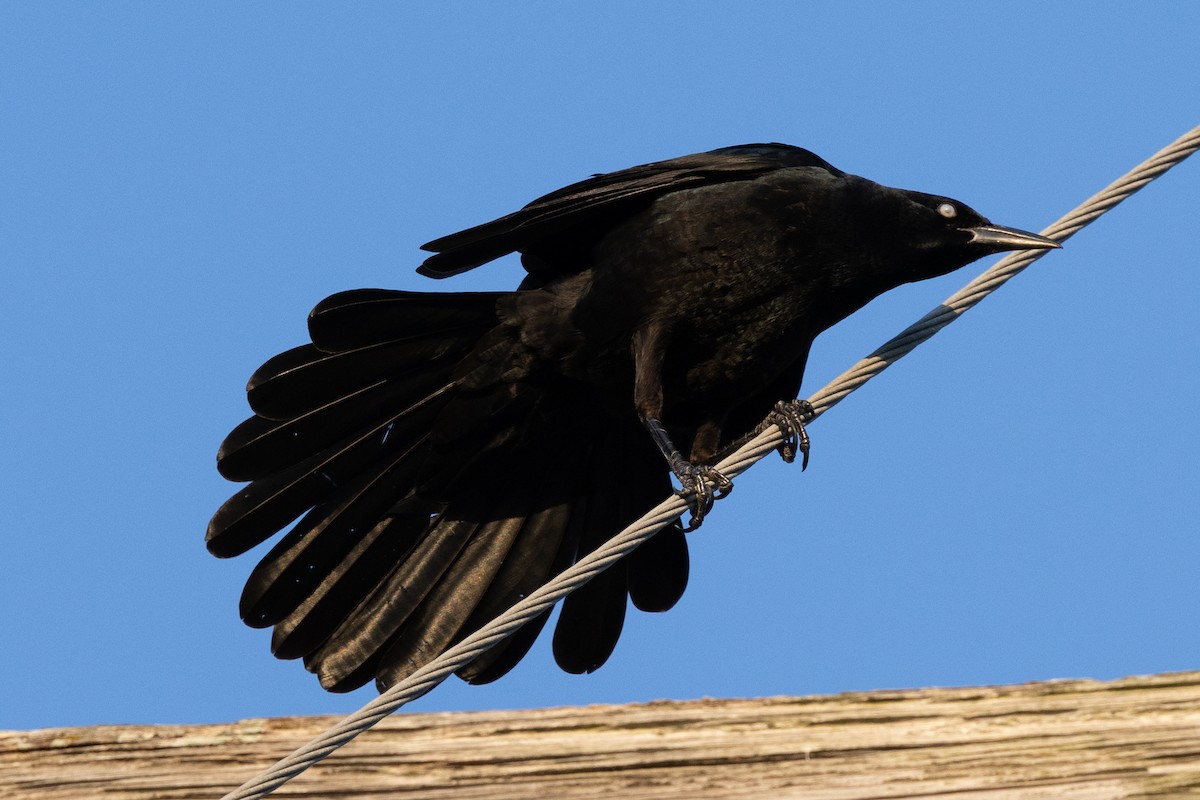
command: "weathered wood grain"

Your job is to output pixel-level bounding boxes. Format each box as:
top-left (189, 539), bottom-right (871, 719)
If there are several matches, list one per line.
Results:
top-left (4, 672), bottom-right (1200, 799)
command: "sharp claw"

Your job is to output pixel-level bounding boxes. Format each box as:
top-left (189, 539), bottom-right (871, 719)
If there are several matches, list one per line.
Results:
top-left (758, 399), bottom-right (815, 468)
top-left (676, 479), bottom-right (710, 532)
top-left (675, 463), bottom-right (731, 531)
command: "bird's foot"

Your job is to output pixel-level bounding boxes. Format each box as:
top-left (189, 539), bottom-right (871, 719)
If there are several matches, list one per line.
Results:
top-left (673, 460), bottom-right (733, 532)
top-left (639, 413), bottom-right (733, 530)
top-left (757, 399), bottom-right (815, 469)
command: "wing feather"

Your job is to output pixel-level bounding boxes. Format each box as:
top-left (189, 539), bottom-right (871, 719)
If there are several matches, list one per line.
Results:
top-left (417, 144), bottom-right (838, 278)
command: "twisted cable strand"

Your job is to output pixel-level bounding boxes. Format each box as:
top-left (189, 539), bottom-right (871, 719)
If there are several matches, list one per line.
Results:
top-left (221, 122), bottom-right (1200, 800)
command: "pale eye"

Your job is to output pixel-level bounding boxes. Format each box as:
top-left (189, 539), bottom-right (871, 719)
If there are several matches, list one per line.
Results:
top-left (937, 202), bottom-right (957, 219)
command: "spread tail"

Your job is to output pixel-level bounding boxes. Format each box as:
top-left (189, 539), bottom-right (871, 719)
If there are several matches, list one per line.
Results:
top-left (209, 289), bottom-right (688, 691)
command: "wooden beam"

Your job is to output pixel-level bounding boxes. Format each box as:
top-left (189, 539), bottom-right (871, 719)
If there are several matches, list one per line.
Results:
top-left (4, 672), bottom-right (1200, 798)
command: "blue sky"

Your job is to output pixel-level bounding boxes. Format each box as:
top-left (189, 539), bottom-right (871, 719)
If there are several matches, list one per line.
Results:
top-left (2, 3), bottom-right (1197, 730)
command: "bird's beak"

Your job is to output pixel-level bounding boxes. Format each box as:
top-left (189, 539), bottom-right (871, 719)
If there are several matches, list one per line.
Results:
top-left (967, 224), bottom-right (1061, 251)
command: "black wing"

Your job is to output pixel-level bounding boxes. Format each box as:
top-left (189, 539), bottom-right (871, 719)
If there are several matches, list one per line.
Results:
top-left (417, 143), bottom-right (840, 280)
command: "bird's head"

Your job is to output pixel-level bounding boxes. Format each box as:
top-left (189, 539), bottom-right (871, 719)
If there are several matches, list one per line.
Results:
top-left (879, 186), bottom-right (1061, 282)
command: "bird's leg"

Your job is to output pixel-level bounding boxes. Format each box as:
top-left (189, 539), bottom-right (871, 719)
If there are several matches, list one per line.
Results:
top-left (632, 322), bottom-right (731, 530)
top-left (639, 415), bottom-right (732, 531)
top-left (710, 399), bottom-right (815, 469)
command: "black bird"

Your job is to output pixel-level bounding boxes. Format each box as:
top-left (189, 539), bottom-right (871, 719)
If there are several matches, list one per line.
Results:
top-left (209, 144), bottom-right (1059, 692)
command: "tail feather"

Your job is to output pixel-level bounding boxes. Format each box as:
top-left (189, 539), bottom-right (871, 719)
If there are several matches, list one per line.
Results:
top-left (212, 288), bottom-right (692, 692)
top-left (378, 434), bottom-right (584, 688)
top-left (551, 424), bottom-right (635, 675)
top-left (303, 514), bottom-right (482, 690)
top-left (374, 513), bottom-right (529, 688)
top-left (269, 514), bottom-right (429, 662)
top-left (218, 379), bottom-right (417, 482)
top-left (308, 289), bottom-right (504, 351)
top-left (239, 435), bottom-right (431, 629)
top-left (244, 345), bottom-right (328, 420)
top-left (454, 464), bottom-right (580, 644)
top-left (452, 438), bottom-right (591, 685)
top-left (623, 442), bottom-right (689, 613)
top-left (627, 524), bottom-right (689, 612)
top-left (206, 391), bottom-right (444, 558)
top-left (456, 608), bottom-right (553, 685)
top-left (246, 338), bottom-right (470, 421)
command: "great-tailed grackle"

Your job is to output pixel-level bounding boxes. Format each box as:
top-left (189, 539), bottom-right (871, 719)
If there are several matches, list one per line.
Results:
top-left (209, 144), bottom-right (1059, 692)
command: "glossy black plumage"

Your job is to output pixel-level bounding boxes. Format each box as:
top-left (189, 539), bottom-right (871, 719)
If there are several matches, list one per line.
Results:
top-left (210, 143), bottom-right (1058, 692)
